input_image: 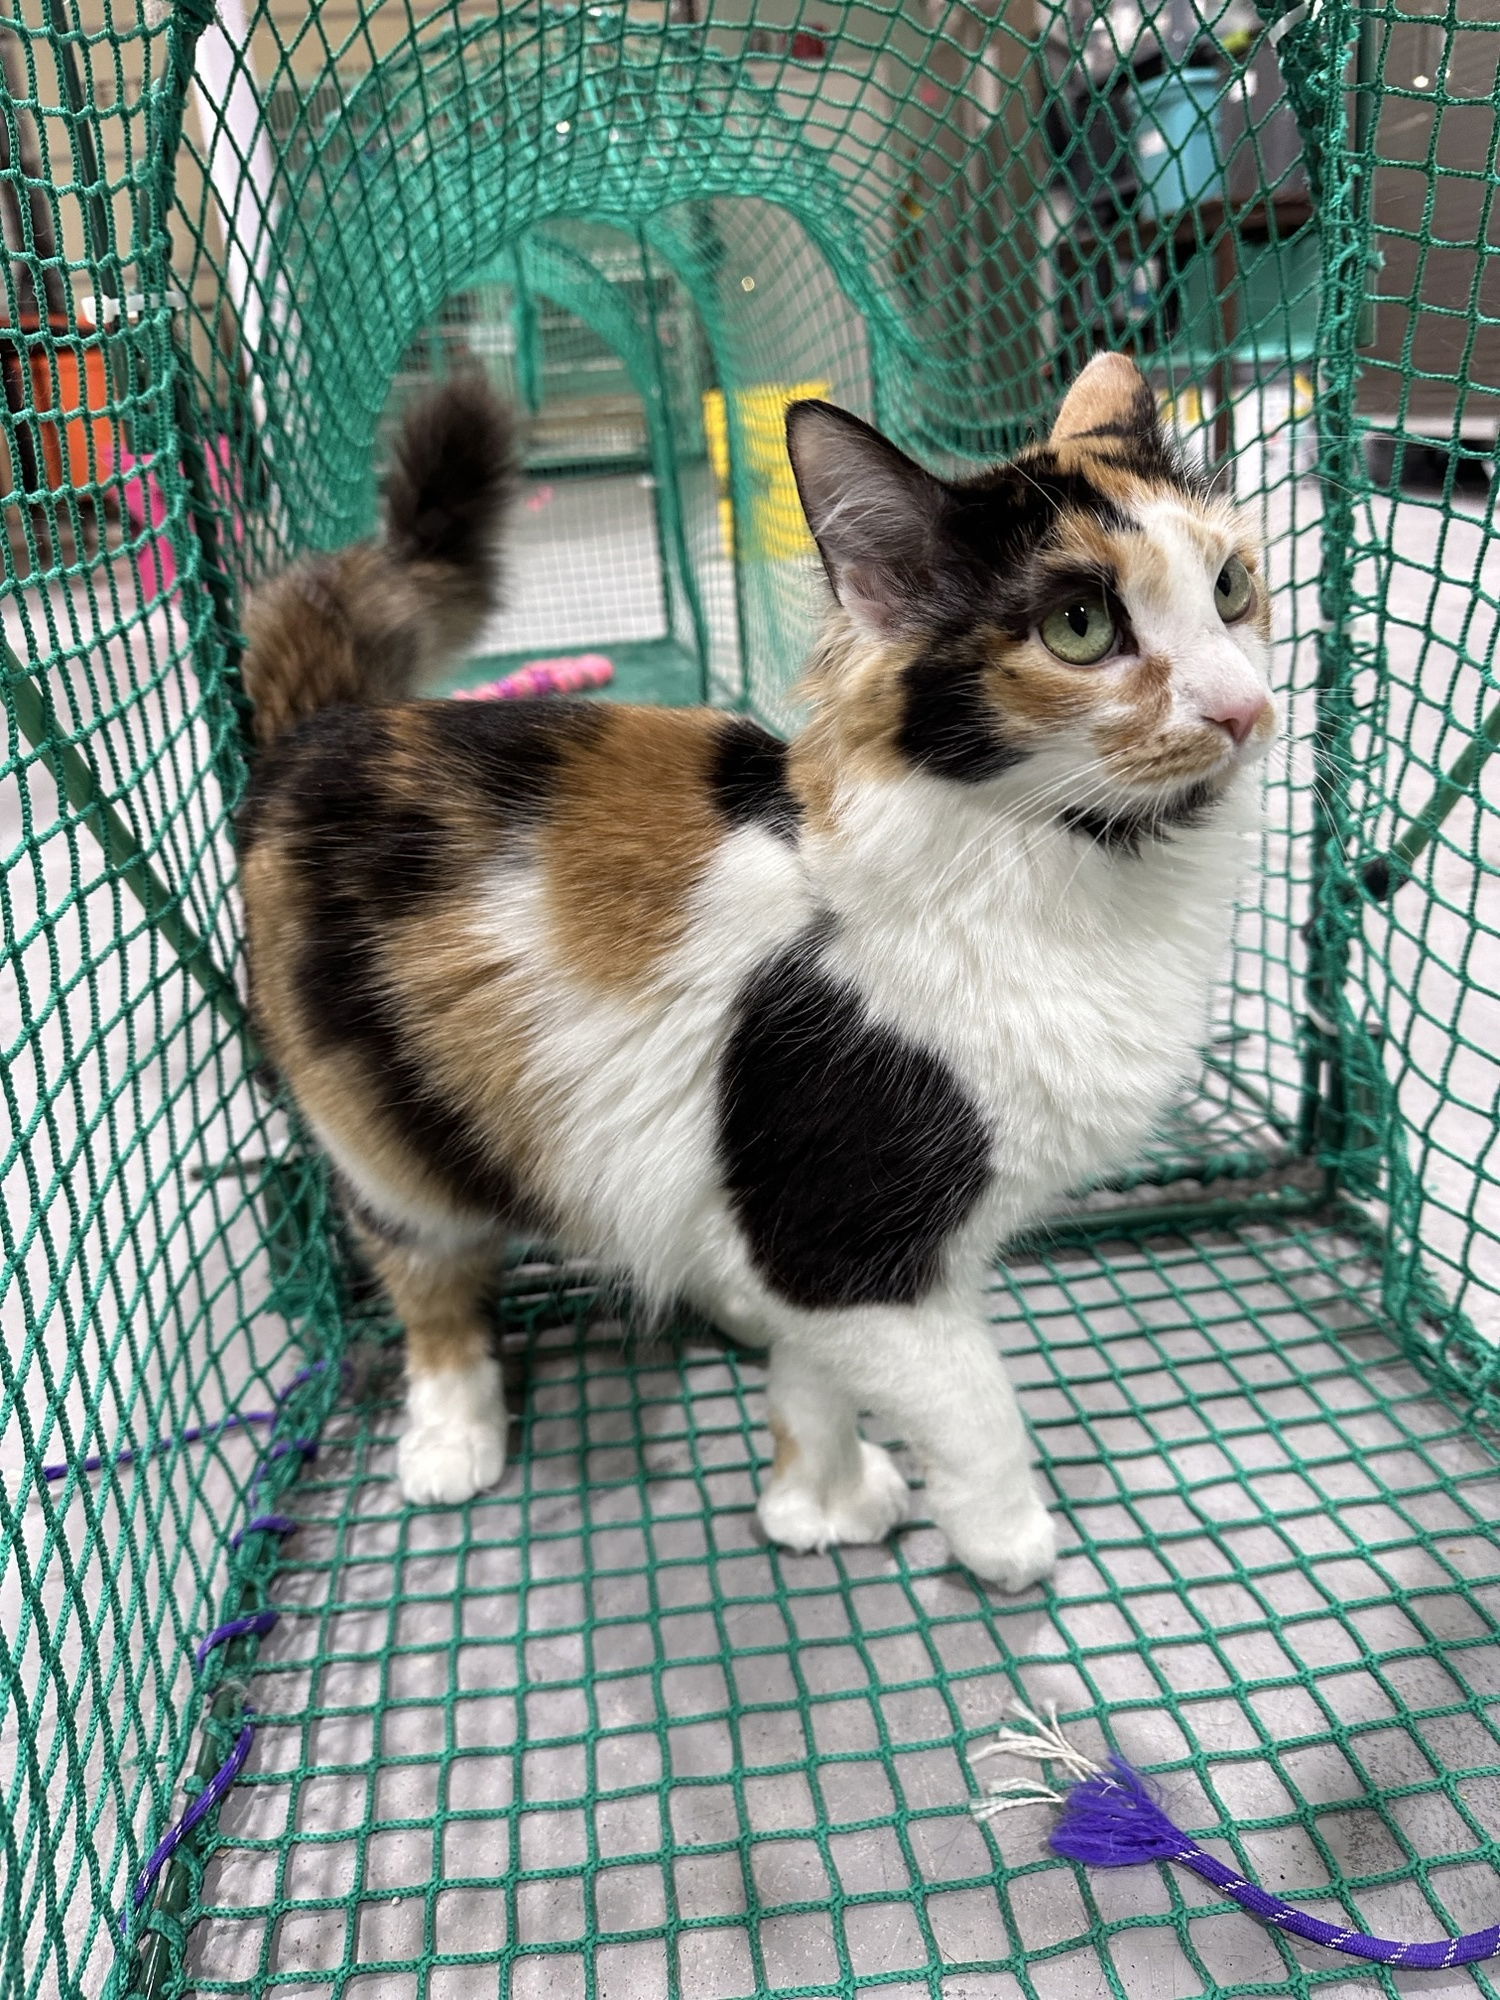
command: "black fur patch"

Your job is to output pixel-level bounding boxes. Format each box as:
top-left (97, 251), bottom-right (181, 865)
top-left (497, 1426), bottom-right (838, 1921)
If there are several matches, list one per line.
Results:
top-left (296, 890), bottom-right (522, 1217)
top-left (942, 459), bottom-right (1131, 614)
top-left (272, 708), bottom-right (452, 922)
top-left (264, 709), bottom-right (524, 1217)
top-left (382, 373), bottom-right (517, 581)
top-left (420, 697), bottom-right (606, 835)
top-left (710, 718), bottom-right (799, 838)
top-left (1061, 780), bottom-right (1218, 855)
top-left (899, 633), bottom-right (1028, 782)
top-left (718, 925), bottom-right (992, 1309)
top-left (868, 459), bottom-right (1134, 685)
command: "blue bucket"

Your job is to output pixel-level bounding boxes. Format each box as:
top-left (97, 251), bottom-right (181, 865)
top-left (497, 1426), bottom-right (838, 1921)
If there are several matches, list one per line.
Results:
top-left (1132, 68), bottom-right (1222, 220)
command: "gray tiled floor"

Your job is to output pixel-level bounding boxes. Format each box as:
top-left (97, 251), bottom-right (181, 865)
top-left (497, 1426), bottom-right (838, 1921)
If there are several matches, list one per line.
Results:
top-left (180, 1225), bottom-right (1500, 1997)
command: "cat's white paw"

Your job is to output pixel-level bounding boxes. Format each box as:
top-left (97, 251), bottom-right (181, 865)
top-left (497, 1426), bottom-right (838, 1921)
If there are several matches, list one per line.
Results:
top-left (759, 1440), bottom-right (910, 1554)
top-left (399, 1360), bottom-right (507, 1505)
top-left (939, 1491), bottom-right (1057, 1593)
top-left (398, 1419), bottom-right (506, 1505)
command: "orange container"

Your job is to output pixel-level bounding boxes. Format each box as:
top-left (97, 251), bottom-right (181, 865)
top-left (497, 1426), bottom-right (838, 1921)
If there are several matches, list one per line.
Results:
top-left (28, 316), bottom-right (116, 489)
top-left (1, 313), bottom-right (117, 495)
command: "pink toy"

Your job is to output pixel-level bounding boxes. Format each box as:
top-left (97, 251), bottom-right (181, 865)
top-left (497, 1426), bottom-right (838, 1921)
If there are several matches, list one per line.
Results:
top-left (109, 437), bottom-right (246, 600)
top-left (454, 653), bottom-right (614, 702)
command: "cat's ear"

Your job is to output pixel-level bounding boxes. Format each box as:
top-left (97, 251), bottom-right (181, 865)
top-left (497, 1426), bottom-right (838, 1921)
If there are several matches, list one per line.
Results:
top-left (786, 401), bottom-right (947, 638)
top-left (1049, 352), bottom-right (1159, 447)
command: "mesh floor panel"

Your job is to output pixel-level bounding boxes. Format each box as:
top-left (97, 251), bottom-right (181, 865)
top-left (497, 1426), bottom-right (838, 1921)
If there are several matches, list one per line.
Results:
top-left (179, 1222), bottom-right (1500, 2000)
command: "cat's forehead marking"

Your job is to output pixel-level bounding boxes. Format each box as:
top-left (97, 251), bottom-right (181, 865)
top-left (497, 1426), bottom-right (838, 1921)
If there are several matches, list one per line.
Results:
top-left (1032, 444), bottom-right (1167, 511)
top-left (1107, 506), bottom-right (1221, 614)
top-left (1126, 493), bottom-right (1235, 555)
top-left (1046, 507), bottom-right (1123, 574)
top-left (1042, 495), bottom-right (1235, 616)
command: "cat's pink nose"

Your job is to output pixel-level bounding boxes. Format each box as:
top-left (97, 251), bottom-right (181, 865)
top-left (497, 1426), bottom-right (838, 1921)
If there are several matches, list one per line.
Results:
top-left (1205, 695), bottom-right (1270, 748)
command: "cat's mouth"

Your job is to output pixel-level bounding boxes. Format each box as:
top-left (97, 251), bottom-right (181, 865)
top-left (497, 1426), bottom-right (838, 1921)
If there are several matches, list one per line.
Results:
top-left (1106, 711), bottom-right (1276, 794)
top-left (1060, 773), bottom-right (1220, 852)
top-left (1062, 727), bottom-right (1266, 850)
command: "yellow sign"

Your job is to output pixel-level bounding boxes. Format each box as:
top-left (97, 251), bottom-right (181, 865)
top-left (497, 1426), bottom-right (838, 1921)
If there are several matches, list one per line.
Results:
top-left (703, 380), bottom-right (829, 561)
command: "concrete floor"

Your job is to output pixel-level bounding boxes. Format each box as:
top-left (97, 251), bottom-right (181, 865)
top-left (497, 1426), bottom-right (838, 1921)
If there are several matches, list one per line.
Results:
top-left (183, 1225), bottom-right (1500, 1999)
top-left (3, 414), bottom-right (1499, 1998)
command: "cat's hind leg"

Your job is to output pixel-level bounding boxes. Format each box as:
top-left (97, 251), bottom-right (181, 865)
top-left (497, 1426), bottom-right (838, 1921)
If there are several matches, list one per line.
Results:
top-left (756, 1341), bottom-right (910, 1554)
top-left (356, 1228), bottom-right (509, 1505)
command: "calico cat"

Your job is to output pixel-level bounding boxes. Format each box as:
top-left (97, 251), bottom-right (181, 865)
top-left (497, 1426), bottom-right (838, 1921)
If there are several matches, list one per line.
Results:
top-left (239, 354), bottom-right (1274, 1591)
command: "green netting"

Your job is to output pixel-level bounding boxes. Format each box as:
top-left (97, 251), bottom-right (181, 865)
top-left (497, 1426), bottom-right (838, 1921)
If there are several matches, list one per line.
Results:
top-left (1, 1), bottom-right (1498, 1997)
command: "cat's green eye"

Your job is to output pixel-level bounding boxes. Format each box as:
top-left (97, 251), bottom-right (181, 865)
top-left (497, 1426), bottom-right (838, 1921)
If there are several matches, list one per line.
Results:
top-left (1215, 556), bottom-right (1254, 623)
top-left (1040, 594), bottom-right (1116, 666)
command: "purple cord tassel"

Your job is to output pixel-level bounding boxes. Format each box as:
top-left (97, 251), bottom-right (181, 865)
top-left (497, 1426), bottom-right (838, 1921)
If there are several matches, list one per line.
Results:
top-left (1049, 1754), bottom-right (1194, 1866)
top-left (972, 1703), bottom-right (1500, 1970)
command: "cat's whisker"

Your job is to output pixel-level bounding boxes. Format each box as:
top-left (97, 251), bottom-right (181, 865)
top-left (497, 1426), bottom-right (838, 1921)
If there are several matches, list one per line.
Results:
top-left (922, 765), bottom-right (1132, 912)
top-left (917, 762), bottom-right (1122, 905)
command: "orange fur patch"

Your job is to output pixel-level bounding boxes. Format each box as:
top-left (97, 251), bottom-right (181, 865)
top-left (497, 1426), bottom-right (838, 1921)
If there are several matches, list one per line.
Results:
top-left (1048, 352), bottom-right (1154, 444)
top-left (792, 625), bottom-right (922, 830)
top-left (769, 1415), bottom-right (801, 1479)
top-left (984, 633), bottom-right (1101, 734)
top-left (383, 906), bottom-right (552, 1195)
top-left (243, 764), bottom-right (547, 1236)
top-left (1044, 508), bottom-right (1128, 577)
top-left (241, 837), bottom-right (501, 1230)
top-left (540, 707), bottom-right (728, 995)
top-left (362, 1236), bottom-right (502, 1376)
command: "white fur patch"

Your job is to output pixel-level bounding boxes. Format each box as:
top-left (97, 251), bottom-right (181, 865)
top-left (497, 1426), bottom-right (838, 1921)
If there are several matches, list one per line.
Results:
top-left (470, 824), bottom-right (810, 1311)
top-left (315, 1126), bottom-right (499, 1257)
top-left (399, 1356), bottom-right (507, 1505)
top-left (1123, 496), bottom-right (1273, 738)
top-left (759, 1440), bottom-right (910, 1553)
top-left (815, 761), bottom-right (1263, 1259)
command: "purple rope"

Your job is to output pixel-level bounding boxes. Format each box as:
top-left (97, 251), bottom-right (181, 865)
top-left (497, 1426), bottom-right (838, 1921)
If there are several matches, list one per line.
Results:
top-left (117, 1359), bottom-right (341, 1938)
top-left (195, 1610), bottom-right (280, 1665)
top-left (118, 1716), bottom-right (257, 1937)
top-left (230, 1512), bottom-right (298, 1550)
top-left (1050, 1755), bottom-right (1500, 1968)
top-left (44, 1358), bottom-right (336, 1486)
top-left (1177, 1841), bottom-right (1500, 1969)
top-left (42, 1409), bottom-right (276, 1481)
top-left (275, 1362), bottom-right (333, 1402)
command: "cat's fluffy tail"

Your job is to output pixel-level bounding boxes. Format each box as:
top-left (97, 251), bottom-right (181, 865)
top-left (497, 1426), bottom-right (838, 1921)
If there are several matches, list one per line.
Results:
top-left (242, 374), bottom-right (518, 746)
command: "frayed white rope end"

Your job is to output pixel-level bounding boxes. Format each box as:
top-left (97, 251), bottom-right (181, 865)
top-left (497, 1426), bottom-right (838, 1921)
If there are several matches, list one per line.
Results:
top-left (967, 1698), bottom-right (1104, 1820)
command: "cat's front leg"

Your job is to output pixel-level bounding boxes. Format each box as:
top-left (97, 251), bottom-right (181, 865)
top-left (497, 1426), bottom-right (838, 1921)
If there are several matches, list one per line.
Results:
top-left (790, 1299), bottom-right (1056, 1592)
top-left (755, 1340), bottom-right (911, 1553)
top-left (359, 1234), bottom-right (509, 1506)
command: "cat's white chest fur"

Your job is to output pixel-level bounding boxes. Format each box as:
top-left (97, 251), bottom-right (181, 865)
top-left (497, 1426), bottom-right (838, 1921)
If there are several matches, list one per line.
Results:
top-left (817, 771), bottom-right (1260, 1247)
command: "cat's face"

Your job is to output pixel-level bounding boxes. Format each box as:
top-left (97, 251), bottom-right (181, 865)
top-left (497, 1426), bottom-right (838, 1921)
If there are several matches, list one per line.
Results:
top-left (787, 355), bottom-right (1275, 836)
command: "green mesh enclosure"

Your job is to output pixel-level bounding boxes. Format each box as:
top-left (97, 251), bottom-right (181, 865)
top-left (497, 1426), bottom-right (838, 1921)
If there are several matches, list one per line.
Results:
top-left (2, 3), bottom-right (1499, 1997)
